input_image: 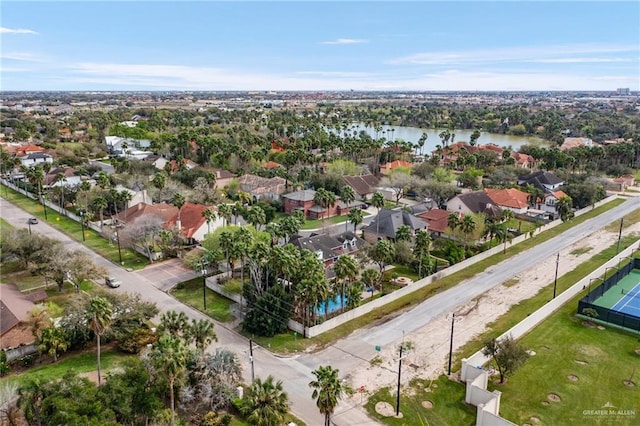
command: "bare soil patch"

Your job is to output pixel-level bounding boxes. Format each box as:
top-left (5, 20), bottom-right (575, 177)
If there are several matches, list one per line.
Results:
top-left (541, 401), bottom-right (550, 406)
top-left (548, 393), bottom-right (561, 402)
top-left (623, 380), bottom-right (635, 387)
top-left (568, 374), bottom-right (579, 382)
top-left (421, 400), bottom-right (433, 409)
top-left (375, 401), bottom-right (396, 417)
top-left (575, 359), bottom-right (589, 365)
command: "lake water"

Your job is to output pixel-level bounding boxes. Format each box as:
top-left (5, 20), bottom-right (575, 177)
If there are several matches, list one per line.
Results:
top-left (345, 123), bottom-right (550, 153)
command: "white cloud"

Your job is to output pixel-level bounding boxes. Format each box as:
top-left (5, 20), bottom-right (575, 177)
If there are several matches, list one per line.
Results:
top-left (528, 57), bottom-right (632, 64)
top-left (320, 38), bottom-right (368, 45)
top-left (1, 52), bottom-right (43, 62)
top-left (388, 44), bottom-right (639, 65)
top-left (0, 27), bottom-right (38, 35)
top-left (59, 61), bottom-right (639, 91)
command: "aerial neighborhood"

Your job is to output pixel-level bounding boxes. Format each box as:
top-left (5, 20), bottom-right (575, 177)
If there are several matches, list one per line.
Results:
top-left (1, 90), bottom-right (639, 426)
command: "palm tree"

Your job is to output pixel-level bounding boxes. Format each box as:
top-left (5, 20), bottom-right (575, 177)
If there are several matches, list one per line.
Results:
top-left (556, 195), bottom-right (574, 221)
top-left (334, 255), bottom-right (358, 310)
top-left (313, 188), bottom-right (336, 224)
top-left (149, 334), bottom-right (190, 425)
top-left (218, 203), bottom-right (233, 227)
top-left (370, 240), bottom-right (396, 292)
top-left (37, 326), bottom-right (69, 363)
top-left (447, 213), bottom-right (461, 239)
top-left (395, 224), bottom-right (412, 243)
top-left (340, 186), bottom-right (356, 213)
top-left (91, 196), bottom-right (108, 227)
top-left (347, 207), bottom-right (364, 234)
top-left (483, 217), bottom-right (501, 247)
top-left (158, 310), bottom-right (189, 339)
top-left (414, 230), bottom-right (432, 277)
top-left (188, 318), bottom-right (217, 353)
top-left (18, 376), bottom-right (46, 426)
top-left (202, 207), bottom-right (217, 235)
top-left (53, 173), bottom-right (67, 213)
top-left (309, 365), bottom-right (344, 426)
top-left (245, 205), bottom-right (266, 229)
top-left (460, 215), bottom-right (477, 252)
top-left (171, 192), bottom-right (186, 224)
top-left (240, 375), bottom-right (289, 426)
top-left (87, 297), bottom-right (113, 385)
top-left (371, 192), bottom-right (385, 236)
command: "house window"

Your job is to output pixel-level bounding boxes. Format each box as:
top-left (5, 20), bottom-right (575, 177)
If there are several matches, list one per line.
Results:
top-left (342, 242), bottom-right (348, 250)
top-left (546, 198), bottom-right (556, 206)
top-left (350, 238), bottom-right (356, 247)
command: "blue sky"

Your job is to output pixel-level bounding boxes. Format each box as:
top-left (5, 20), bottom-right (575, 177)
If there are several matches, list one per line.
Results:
top-left (2, 1), bottom-right (639, 91)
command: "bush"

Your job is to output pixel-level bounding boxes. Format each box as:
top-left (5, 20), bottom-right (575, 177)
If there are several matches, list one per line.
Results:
top-left (0, 350), bottom-right (9, 376)
top-left (21, 354), bottom-right (36, 367)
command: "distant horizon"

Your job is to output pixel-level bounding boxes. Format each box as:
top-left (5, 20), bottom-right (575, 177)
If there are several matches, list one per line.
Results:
top-left (2, 1), bottom-right (639, 91)
top-left (1, 89), bottom-right (637, 94)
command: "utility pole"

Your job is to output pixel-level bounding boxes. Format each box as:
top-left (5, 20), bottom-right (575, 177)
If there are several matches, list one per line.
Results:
top-left (201, 260), bottom-right (208, 311)
top-left (249, 339), bottom-right (255, 383)
top-left (553, 252), bottom-right (560, 299)
top-left (617, 218), bottom-right (624, 254)
top-left (80, 211), bottom-right (86, 241)
top-left (396, 343), bottom-right (403, 416)
top-left (448, 313), bottom-right (456, 375)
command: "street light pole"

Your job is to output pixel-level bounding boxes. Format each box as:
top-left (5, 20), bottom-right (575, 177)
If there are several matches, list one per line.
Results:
top-left (553, 252), bottom-right (560, 299)
top-left (617, 218), bottom-right (624, 254)
top-left (201, 260), bottom-right (207, 311)
top-left (27, 220), bottom-right (32, 235)
top-left (80, 211), bottom-right (86, 242)
top-left (115, 228), bottom-right (123, 264)
top-left (249, 339), bottom-right (255, 383)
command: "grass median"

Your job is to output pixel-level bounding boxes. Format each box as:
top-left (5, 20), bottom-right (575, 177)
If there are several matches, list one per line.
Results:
top-left (170, 277), bottom-right (236, 322)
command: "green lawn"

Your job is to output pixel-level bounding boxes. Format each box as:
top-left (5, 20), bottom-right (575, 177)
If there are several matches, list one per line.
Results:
top-left (300, 211), bottom-right (369, 230)
top-left (170, 277), bottom-right (236, 322)
top-left (0, 185), bottom-right (149, 270)
top-left (365, 375), bottom-right (476, 426)
top-left (5, 347), bottom-right (134, 387)
top-left (494, 292), bottom-right (640, 425)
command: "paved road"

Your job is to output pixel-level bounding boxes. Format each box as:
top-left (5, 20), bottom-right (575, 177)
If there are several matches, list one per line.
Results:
top-left (4, 196), bottom-right (639, 425)
top-left (0, 198), bottom-right (375, 426)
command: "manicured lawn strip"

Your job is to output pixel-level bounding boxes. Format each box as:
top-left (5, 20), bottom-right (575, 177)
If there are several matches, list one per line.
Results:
top-left (1, 185), bottom-right (149, 270)
top-left (300, 211), bottom-right (369, 230)
top-left (251, 200), bottom-right (626, 354)
top-left (170, 277), bottom-right (235, 322)
top-left (6, 348), bottom-right (134, 386)
top-left (364, 376), bottom-right (476, 426)
top-left (0, 216), bottom-right (13, 231)
top-left (604, 206), bottom-right (640, 232)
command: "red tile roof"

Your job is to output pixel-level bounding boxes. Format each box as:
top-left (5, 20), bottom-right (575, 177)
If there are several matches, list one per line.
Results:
top-left (115, 202), bottom-right (179, 224)
top-left (166, 202), bottom-right (216, 239)
top-left (485, 188), bottom-right (529, 209)
top-left (381, 160), bottom-right (413, 170)
top-left (416, 208), bottom-right (452, 234)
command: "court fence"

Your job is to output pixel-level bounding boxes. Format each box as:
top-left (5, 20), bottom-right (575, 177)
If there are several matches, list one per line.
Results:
top-left (578, 257), bottom-right (640, 332)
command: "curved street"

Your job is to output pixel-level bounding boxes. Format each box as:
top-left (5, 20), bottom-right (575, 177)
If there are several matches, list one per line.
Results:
top-left (2, 195), bottom-right (639, 425)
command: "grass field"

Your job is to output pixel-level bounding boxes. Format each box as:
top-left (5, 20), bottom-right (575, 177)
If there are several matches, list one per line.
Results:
top-left (300, 211), bottom-right (370, 230)
top-left (170, 277), bottom-right (236, 322)
top-left (4, 347), bottom-right (134, 387)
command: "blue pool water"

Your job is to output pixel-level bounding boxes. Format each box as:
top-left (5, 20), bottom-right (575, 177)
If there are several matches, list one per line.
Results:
top-left (315, 295), bottom-right (345, 315)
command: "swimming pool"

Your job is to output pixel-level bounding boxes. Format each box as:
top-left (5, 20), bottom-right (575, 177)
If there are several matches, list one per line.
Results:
top-left (315, 295), bottom-right (345, 315)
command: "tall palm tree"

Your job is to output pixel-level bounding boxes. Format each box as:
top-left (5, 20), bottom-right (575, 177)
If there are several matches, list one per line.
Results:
top-left (158, 310), bottom-right (189, 339)
top-left (53, 173), bottom-right (67, 213)
top-left (217, 203), bottom-right (233, 227)
top-left (313, 188), bottom-right (336, 224)
top-left (414, 230), bottom-right (432, 277)
top-left (371, 192), bottom-right (385, 236)
top-left (556, 196), bottom-right (574, 221)
top-left (86, 296), bottom-right (113, 385)
top-left (460, 215), bottom-right (477, 252)
top-left (309, 365), bottom-right (344, 426)
top-left (202, 207), bottom-right (217, 235)
top-left (447, 213), bottom-right (461, 239)
top-left (340, 186), bottom-right (356, 213)
top-left (149, 334), bottom-right (190, 425)
top-left (91, 196), bottom-right (108, 227)
top-left (334, 255), bottom-right (358, 309)
top-left (187, 318), bottom-right (217, 353)
top-left (347, 207), bottom-right (364, 234)
top-left (240, 375), bottom-right (289, 426)
top-left (370, 240), bottom-right (396, 292)
top-left (395, 224), bottom-right (412, 243)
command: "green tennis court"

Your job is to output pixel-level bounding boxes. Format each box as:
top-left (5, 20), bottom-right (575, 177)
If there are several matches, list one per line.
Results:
top-left (592, 269), bottom-right (640, 316)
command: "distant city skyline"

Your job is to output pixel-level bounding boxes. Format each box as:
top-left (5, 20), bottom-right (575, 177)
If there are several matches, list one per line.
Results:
top-left (2, 1), bottom-right (639, 91)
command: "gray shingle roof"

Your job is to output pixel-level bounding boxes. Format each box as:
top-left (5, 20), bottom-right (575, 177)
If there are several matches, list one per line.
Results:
top-left (364, 209), bottom-right (429, 239)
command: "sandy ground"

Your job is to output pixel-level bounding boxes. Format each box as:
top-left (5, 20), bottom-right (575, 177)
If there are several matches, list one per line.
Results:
top-left (346, 220), bottom-right (640, 401)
